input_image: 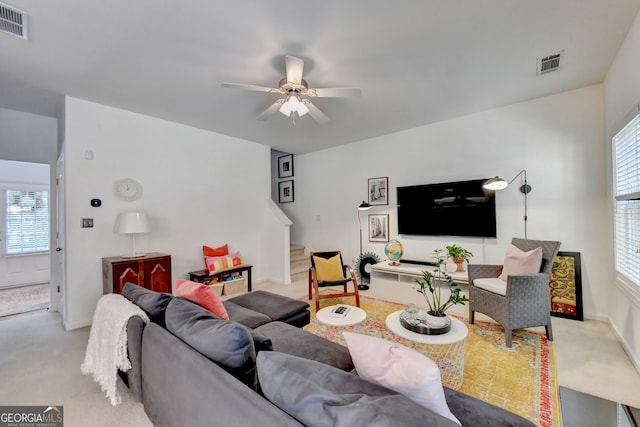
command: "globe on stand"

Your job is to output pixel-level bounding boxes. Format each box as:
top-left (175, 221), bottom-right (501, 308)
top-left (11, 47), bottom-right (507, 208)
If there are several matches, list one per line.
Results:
top-left (384, 239), bottom-right (403, 266)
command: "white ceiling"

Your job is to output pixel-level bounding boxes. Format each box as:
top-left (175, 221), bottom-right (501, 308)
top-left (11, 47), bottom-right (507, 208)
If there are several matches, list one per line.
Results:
top-left (1, 0), bottom-right (639, 155)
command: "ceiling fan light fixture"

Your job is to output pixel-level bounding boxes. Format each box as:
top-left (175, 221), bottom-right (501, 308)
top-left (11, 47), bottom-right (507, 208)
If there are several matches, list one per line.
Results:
top-left (279, 93), bottom-right (309, 117)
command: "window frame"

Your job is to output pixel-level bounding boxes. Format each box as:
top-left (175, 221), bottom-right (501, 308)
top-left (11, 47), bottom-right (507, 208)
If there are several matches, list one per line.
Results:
top-left (3, 186), bottom-right (50, 256)
top-left (612, 105), bottom-right (640, 303)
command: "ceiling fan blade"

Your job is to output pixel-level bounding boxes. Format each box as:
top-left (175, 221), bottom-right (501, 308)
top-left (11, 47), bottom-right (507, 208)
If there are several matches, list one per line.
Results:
top-left (285, 56), bottom-right (304, 85)
top-left (221, 82), bottom-right (283, 94)
top-left (256, 99), bottom-right (285, 121)
top-left (304, 100), bottom-right (329, 124)
top-left (307, 87), bottom-right (362, 98)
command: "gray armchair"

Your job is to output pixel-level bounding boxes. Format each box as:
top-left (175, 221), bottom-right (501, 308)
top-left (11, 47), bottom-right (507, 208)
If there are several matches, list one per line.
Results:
top-left (468, 238), bottom-right (561, 347)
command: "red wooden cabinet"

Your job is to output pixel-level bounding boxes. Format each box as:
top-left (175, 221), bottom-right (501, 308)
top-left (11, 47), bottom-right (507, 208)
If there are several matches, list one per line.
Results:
top-left (102, 252), bottom-right (172, 294)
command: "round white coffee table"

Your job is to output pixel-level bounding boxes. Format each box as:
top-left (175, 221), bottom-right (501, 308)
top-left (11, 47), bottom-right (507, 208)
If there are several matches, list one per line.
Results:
top-left (316, 305), bottom-right (367, 326)
top-left (386, 310), bottom-right (468, 389)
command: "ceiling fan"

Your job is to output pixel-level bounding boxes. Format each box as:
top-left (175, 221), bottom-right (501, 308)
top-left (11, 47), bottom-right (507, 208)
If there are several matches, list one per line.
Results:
top-left (221, 55), bottom-right (361, 124)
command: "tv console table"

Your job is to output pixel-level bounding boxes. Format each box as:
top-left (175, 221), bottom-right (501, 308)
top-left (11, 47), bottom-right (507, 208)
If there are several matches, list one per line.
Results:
top-left (370, 261), bottom-right (468, 285)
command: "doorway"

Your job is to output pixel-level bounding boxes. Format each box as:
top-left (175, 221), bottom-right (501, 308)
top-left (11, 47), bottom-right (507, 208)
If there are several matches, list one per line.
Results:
top-left (0, 159), bottom-right (51, 317)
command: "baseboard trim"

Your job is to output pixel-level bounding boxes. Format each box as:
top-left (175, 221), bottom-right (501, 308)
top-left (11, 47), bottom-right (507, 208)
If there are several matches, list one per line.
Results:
top-left (608, 318), bottom-right (640, 376)
top-left (64, 318), bottom-right (92, 331)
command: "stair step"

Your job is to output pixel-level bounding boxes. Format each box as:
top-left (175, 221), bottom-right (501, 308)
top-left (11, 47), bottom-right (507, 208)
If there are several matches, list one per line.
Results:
top-left (291, 262), bottom-right (309, 273)
top-left (291, 269), bottom-right (309, 283)
top-left (290, 245), bottom-right (310, 282)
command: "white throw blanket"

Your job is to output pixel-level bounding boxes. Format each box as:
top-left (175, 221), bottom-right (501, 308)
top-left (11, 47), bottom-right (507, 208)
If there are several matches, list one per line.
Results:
top-left (81, 293), bottom-right (149, 405)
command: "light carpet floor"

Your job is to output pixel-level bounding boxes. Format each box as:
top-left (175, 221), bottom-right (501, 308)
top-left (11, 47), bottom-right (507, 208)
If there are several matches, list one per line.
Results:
top-left (0, 311), bottom-right (151, 427)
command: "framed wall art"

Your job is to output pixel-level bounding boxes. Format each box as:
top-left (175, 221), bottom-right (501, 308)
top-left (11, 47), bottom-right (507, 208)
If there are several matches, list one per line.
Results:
top-left (548, 251), bottom-right (584, 321)
top-left (368, 177), bottom-right (388, 205)
top-left (369, 214), bottom-right (389, 242)
top-left (278, 154), bottom-right (294, 178)
top-left (278, 180), bottom-right (294, 203)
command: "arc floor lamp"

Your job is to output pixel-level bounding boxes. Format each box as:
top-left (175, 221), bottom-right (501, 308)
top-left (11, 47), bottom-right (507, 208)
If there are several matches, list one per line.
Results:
top-left (483, 169), bottom-right (531, 238)
top-left (356, 201), bottom-right (373, 290)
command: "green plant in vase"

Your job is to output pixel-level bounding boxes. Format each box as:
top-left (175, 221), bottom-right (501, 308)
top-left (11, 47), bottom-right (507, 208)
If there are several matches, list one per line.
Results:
top-left (445, 244), bottom-right (473, 272)
top-left (414, 249), bottom-right (470, 321)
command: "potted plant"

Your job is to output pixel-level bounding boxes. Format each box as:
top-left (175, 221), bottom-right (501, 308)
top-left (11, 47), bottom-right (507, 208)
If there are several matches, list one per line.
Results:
top-left (414, 249), bottom-right (470, 326)
top-left (445, 244), bottom-right (473, 272)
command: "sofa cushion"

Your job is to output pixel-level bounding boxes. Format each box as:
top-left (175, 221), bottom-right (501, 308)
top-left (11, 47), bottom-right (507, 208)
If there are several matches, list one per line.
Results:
top-left (256, 352), bottom-right (459, 427)
top-left (226, 290), bottom-right (310, 323)
top-left (165, 297), bottom-right (257, 386)
top-left (122, 282), bottom-right (173, 327)
top-left (249, 330), bottom-right (273, 353)
top-left (472, 277), bottom-right (507, 296)
top-left (343, 332), bottom-right (460, 425)
top-left (442, 387), bottom-right (537, 427)
top-left (223, 301), bottom-right (272, 328)
top-left (254, 321), bottom-right (354, 371)
top-left (175, 279), bottom-right (229, 320)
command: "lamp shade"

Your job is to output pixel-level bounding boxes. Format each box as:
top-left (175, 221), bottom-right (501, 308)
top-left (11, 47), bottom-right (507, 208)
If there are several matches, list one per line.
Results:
top-left (279, 94), bottom-right (309, 117)
top-left (358, 201), bottom-right (372, 210)
top-left (115, 212), bottom-right (151, 234)
top-left (483, 176), bottom-right (509, 191)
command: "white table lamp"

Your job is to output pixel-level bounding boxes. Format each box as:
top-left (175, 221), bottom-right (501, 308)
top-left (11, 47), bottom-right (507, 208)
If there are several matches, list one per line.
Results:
top-left (115, 211), bottom-right (151, 258)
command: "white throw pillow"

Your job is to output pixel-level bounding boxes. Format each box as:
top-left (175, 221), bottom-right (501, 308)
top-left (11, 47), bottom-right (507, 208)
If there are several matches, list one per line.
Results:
top-left (342, 331), bottom-right (461, 425)
top-left (498, 244), bottom-right (543, 281)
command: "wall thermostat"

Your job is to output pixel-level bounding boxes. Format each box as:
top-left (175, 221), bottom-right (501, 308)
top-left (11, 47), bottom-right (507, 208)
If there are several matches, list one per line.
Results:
top-left (90, 199), bottom-right (102, 207)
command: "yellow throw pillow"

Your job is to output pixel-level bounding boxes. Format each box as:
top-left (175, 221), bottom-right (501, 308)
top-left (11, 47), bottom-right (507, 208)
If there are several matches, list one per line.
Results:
top-left (313, 254), bottom-right (345, 281)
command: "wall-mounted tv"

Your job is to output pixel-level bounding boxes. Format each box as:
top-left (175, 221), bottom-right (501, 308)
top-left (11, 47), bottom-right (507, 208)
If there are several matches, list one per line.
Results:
top-left (397, 179), bottom-right (497, 238)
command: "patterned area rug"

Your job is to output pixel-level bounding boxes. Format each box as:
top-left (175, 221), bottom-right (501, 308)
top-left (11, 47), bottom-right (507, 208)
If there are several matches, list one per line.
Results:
top-left (303, 295), bottom-right (560, 427)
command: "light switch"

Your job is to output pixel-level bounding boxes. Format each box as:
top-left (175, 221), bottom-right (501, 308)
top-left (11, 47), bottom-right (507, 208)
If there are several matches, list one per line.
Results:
top-left (82, 218), bottom-right (94, 228)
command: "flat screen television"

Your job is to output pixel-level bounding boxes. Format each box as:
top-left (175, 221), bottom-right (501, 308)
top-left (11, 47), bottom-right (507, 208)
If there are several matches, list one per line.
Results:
top-left (397, 179), bottom-right (497, 238)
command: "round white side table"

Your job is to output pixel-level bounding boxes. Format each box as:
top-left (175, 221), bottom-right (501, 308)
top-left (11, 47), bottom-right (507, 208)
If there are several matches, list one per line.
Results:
top-left (316, 305), bottom-right (367, 326)
top-left (386, 310), bottom-right (468, 389)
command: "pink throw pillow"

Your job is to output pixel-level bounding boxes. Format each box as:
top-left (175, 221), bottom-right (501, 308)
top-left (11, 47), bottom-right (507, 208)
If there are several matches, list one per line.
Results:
top-left (498, 244), bottom-right (543, 281)
top-left (175, 279), bottom-right (229, 320)
top-left (342, 332), bottom-right (461, 425)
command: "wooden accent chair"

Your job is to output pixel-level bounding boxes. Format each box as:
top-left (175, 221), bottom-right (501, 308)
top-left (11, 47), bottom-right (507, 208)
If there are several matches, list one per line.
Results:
top-left (468, 238), bottom-right (561, 347)
top-left (308, 250), bottom-right (360, 311)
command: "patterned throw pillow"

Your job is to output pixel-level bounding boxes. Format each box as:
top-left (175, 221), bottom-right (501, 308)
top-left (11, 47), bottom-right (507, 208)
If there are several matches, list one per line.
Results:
top-left (205, 251), bottom-right (243, 274)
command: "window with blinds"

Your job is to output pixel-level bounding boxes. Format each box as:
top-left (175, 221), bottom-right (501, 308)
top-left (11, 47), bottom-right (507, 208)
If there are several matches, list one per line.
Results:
top-left (5, 190), bottom-right (49, 255)
top-left (614, 112), bottom-right (640, 288)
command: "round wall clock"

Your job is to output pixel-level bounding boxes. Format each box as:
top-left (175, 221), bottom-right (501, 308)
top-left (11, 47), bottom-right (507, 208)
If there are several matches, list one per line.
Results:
top-left (113, 178), bottom-right (143, 202)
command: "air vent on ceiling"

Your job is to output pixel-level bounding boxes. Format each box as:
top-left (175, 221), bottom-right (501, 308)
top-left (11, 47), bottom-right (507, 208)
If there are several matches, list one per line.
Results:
top-left (537, 52), bottom-right (562, 76)
top-left (0, 2), bottom-right (27, 40)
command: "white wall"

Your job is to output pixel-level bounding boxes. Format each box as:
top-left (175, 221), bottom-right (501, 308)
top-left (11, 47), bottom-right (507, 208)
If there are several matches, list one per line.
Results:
top-left (62, 97), bottom-right (271, 329)
top-left (287, 85), bottom-right (609, 320)
top-left (604, 9), bottom-right (640, 371)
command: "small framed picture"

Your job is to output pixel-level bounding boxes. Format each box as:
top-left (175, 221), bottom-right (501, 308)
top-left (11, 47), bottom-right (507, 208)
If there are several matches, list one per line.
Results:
top-left (278, 180), bottom-right (294, 203)
top-left (369, 214), bottom-right (389, 242)
top-left (368, 177), bottom-right (388, 205)
top-left (278, 154), bottom-right (294, 178)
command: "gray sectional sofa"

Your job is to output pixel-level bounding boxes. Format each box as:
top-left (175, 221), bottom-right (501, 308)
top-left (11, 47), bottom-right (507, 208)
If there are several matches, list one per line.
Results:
top-left (120, 283), bottom-right (535, 427)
